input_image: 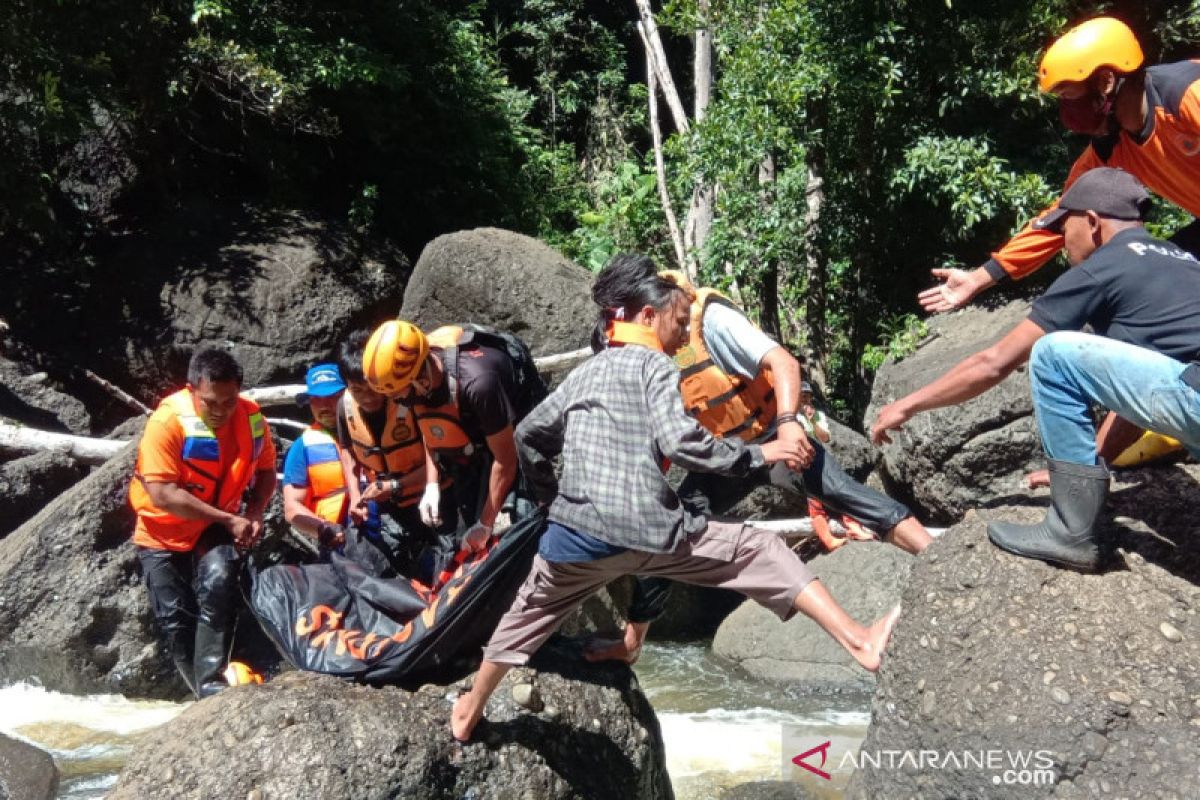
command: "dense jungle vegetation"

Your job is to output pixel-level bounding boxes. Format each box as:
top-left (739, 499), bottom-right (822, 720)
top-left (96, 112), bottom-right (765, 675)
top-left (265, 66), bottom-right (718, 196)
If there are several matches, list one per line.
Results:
top-left (5, 1), bottom-right (1200, 416)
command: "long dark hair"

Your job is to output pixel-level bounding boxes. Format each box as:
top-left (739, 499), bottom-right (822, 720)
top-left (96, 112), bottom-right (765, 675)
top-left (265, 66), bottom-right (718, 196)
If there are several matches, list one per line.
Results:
top-left (591, 254), bottom-right (687, 351)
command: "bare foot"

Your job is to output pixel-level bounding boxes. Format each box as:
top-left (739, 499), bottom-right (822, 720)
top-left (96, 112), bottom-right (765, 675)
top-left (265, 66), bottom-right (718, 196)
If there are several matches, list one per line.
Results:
top-left (842, 517), bottom-right (875, 541)
top-left (583, 636), bottom-right (642, 665)
top-left (849, 606), bottom-right (901, 672)
top-left (451, 693), bottom-right (483, 742)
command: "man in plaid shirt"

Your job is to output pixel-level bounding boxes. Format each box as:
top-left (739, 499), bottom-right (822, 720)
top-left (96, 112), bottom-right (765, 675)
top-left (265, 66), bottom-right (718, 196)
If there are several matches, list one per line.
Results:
top-left (451, 258), bottom-right (900, 742)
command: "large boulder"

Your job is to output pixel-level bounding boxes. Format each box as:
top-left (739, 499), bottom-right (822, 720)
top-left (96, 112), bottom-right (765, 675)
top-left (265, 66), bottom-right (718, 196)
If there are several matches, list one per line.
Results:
top-left (400, 228), bottom-right (594, 361)
top-left (865, 298), bottom-right (1041, 523)
top-left (713, 542), bottom-right (912, 693)
top-left (0, 445), bottom-right (276, 699)
top-left (0, 452), bottom-right (87, 538)
top-left (83, 206), bottom-right (409, 399)
top-left (110, 647), bottom-right (672, 799)
top-left (0, 733), bottom-right (58, 800)
top-left (847, 463), bottom-right (1200, 799)
top-left (0, 356), bottom-right (92, 434)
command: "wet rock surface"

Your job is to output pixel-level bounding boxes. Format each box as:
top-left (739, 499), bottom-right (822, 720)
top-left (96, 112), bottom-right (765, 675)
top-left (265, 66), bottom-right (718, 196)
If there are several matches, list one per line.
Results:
top-left (0, 445), bottom-right (280, 700)
top-left (713, 542), bottom-right (911, 693)
top-left (0, 732), bottom-right (58, 800)
top-left (111, 644), bottom-right (672, 800)
top-left (865, 298), bottom-right (1041, 523)
top-left (0, 452), bottom-right (87, 538)
top-left (847, 463), bottom-right (1200, 799)
top-left (0, 355), bottom-right (92, 434)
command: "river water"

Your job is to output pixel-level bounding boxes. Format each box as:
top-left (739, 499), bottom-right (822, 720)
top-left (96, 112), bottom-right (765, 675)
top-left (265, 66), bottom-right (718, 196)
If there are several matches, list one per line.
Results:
top-left (4, 642), bottom-right (868, 799)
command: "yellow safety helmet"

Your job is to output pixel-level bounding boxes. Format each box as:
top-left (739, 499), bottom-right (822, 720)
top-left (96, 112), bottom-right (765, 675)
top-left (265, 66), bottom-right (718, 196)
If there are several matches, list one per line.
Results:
top-left (1039, 17), bottom-right (1144, 93)
top-left (363, 320), bottom-right (429, 396)
top-left (223, 661), bottom-right (264, 687)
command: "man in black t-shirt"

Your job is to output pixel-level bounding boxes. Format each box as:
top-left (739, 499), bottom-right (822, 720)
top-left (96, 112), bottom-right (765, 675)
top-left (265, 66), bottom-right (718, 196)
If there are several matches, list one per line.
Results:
top-left (871, 167), bottom-right (1200, 572)
top-left (363, 321), bottom-right (546, 553)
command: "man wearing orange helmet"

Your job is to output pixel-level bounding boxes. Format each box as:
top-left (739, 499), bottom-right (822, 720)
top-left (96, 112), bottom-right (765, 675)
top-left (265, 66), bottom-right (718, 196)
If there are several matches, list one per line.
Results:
top-left (921, 16), bottom-right (1200, 313)
top-left (362, 319), bottom-right (547, 553)
top-left (332, 329), bottom-right (456, 579)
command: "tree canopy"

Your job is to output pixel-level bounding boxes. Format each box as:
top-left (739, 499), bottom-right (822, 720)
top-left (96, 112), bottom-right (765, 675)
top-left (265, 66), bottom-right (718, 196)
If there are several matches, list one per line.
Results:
top-left (4, 0), bottom-right (1199, 415)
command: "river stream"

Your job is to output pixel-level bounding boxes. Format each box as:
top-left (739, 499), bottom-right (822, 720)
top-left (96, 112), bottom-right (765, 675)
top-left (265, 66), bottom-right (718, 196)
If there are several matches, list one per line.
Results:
top-left (4, 642), bottom-right (868, 799)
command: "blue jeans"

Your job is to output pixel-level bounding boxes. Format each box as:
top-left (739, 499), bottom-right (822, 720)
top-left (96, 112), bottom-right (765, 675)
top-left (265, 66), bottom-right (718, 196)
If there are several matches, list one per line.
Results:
top-left (1029, 331), bottom-right (1200, 464)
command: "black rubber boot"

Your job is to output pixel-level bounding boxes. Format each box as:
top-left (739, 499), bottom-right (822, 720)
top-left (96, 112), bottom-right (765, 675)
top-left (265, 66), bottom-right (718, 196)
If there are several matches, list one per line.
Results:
top-left (987, 459), bottom-right (1110, 572)
top-left (194, 620), bottom-right (230, 698)
top-left (167, 629), bottom-right (197, 696)
top-left (192, 537), bottom-right (240, 698)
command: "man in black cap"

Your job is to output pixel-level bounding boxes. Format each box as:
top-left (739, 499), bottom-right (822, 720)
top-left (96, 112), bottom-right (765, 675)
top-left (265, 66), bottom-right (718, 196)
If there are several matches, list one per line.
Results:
top-left (871, 166), bottom-right (1200, 572)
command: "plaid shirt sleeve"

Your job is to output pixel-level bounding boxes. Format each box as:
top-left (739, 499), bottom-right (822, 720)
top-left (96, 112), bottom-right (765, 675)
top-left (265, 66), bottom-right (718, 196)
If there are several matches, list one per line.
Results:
top-left (644, 353), bottom-right (764, 475)
top-left (515, 380), bottom-right (569, 504)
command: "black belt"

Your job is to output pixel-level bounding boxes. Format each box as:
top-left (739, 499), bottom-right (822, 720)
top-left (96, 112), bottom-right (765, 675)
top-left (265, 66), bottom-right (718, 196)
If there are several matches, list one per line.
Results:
top-left (1182, 362), bottom-right (1200, 391)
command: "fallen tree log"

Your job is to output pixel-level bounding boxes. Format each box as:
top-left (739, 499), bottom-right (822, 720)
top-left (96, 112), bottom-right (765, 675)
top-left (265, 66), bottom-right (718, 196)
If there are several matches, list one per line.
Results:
top-left (243, 347), bottom-right (593, 407)
top-left (0, 421), bottom-right (129, 464)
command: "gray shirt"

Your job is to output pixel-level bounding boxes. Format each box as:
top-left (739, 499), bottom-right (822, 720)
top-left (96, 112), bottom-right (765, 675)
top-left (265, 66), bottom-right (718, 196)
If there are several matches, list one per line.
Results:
top-left (703, 302), bottom-right (778, 381)
top-left (516, 345), bottom-right (765, 554)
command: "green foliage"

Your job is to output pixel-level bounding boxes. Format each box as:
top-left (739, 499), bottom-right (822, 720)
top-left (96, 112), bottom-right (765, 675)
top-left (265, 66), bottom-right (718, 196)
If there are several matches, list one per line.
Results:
top-left (861, 313), bottom-right (930, 373)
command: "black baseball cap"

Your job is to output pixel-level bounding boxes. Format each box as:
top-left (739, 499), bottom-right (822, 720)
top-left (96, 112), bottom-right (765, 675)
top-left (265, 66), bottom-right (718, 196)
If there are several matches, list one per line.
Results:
top-left (1032, 167), bottom-right (1151, 233)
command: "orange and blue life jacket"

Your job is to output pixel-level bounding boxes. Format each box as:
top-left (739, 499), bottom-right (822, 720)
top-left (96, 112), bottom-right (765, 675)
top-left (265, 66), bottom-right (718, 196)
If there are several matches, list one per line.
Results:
top-left (130, 387), bottom-right (267, 550)
top-left (297, 424), bottom-right (348, 524)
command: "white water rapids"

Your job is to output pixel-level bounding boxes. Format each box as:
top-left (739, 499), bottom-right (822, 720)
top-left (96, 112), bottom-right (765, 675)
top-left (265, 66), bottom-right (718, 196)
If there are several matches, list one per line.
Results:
top-left (6, 642), bottom-right (870, 799)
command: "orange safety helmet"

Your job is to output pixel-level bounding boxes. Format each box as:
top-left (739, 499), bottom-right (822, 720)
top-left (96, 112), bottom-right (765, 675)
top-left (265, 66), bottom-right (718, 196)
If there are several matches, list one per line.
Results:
top-left (363, 320), bottom-right (429, 396)
top-left (1039, 17), bottom-right (1144, 92)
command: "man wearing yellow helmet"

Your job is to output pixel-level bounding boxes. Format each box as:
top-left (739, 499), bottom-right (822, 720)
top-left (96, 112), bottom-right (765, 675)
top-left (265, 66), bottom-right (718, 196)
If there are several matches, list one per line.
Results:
top-left (363, 318), bottom-right (547, 553)
top-left (922, 16), bottom-right (1200, 313)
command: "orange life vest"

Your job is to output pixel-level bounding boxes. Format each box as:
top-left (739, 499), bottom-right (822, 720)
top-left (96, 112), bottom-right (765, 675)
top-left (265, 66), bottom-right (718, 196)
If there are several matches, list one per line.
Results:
top-left (129, 388), bottom-right (267, 551)
top-left (673, 289), bottom-right (776, 442)
top-left (342, 393), bottom-right (429, 507)
top-left (296, 424), bottom-right (348, 524)
top-left (412, 326), bottom-right (478, 457)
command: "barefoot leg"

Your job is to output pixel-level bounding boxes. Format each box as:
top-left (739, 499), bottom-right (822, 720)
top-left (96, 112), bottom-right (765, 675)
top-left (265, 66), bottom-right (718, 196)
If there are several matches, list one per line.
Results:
top-left (885, 517), bottom-right (932, 555)
top-left (451, 660), bottom-right (512, 742)
top-left (792, 580), bottom-right (900, 672)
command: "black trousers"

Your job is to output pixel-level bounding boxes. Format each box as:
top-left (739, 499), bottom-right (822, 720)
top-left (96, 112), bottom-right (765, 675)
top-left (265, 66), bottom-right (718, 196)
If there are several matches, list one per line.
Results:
top-left (628, 438), bottom-right (911, 623)
top-left (136, 525), bottom-right (241, 680)
top-left (343, 485), bottom-right (461, 582)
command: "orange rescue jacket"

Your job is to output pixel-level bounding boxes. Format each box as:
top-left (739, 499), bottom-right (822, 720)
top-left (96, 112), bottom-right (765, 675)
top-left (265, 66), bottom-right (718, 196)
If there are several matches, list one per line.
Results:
top-left (674, 289), bottom-right (776, 442)
top-left (994, 61), bottom-right (1200, 279)
top-left (129, 388), bottom-right (267, 551)
top-left (342, 393), bottom-right (431, 507)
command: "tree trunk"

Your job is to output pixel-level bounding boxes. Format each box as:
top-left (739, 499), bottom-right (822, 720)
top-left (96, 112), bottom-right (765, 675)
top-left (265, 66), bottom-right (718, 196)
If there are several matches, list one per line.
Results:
top-left (639, 24), bottom-right (687, 269)
top-left (0, 421), bottom-right (129, 465)
top-left (685, 0), bottom-right (715, 263)
top-left (633, 3), bottom-right (689, 133)
top-left (757, 152), bottom-right (782, 341)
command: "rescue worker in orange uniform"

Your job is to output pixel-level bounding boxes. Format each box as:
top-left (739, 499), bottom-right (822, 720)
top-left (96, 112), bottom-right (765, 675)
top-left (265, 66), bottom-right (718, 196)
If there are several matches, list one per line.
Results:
top-left (586, 257), bottom-right (932, 664)
top-left (334, 330), bottom-right (457, 579)
top-left (362, 319), bottom-right (547, 553)
top-left (129, 348), bottom-right (276, 697)
top-left (922, 16), bottom-right (1200, 313)
top-left (282, 363), bottom-right (349, 558)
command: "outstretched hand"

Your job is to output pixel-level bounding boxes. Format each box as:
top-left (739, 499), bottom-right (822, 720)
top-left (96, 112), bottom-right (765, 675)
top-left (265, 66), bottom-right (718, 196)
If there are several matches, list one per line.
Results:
top-left (918, 268), bottom-right (979, 314)
top-left (870, 403), bottom-right (910, 446)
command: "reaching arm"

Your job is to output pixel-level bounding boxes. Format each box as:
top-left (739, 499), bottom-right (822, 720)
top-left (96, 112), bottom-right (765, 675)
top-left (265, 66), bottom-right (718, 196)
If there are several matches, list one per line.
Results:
top-left (758, 345), bottom-right (815, 468)
top-left (477, 425), bottom-right (519, 529)
top-left (919, 148), bottom-right (1102, 313)
top-left (871, 319), bottom-right (1045, 444)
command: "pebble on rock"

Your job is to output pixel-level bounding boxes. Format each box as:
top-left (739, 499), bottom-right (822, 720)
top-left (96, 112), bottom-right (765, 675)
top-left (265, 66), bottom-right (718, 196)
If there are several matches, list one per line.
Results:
top-left (1160, 622), bottom-right (1183, 643)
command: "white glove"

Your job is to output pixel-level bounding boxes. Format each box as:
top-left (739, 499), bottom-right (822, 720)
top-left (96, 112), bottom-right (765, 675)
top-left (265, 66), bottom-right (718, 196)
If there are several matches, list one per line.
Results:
top-left (418, 482), bottom-right (441, 527)
top-left (463, 521), bottom-right (493, 552)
